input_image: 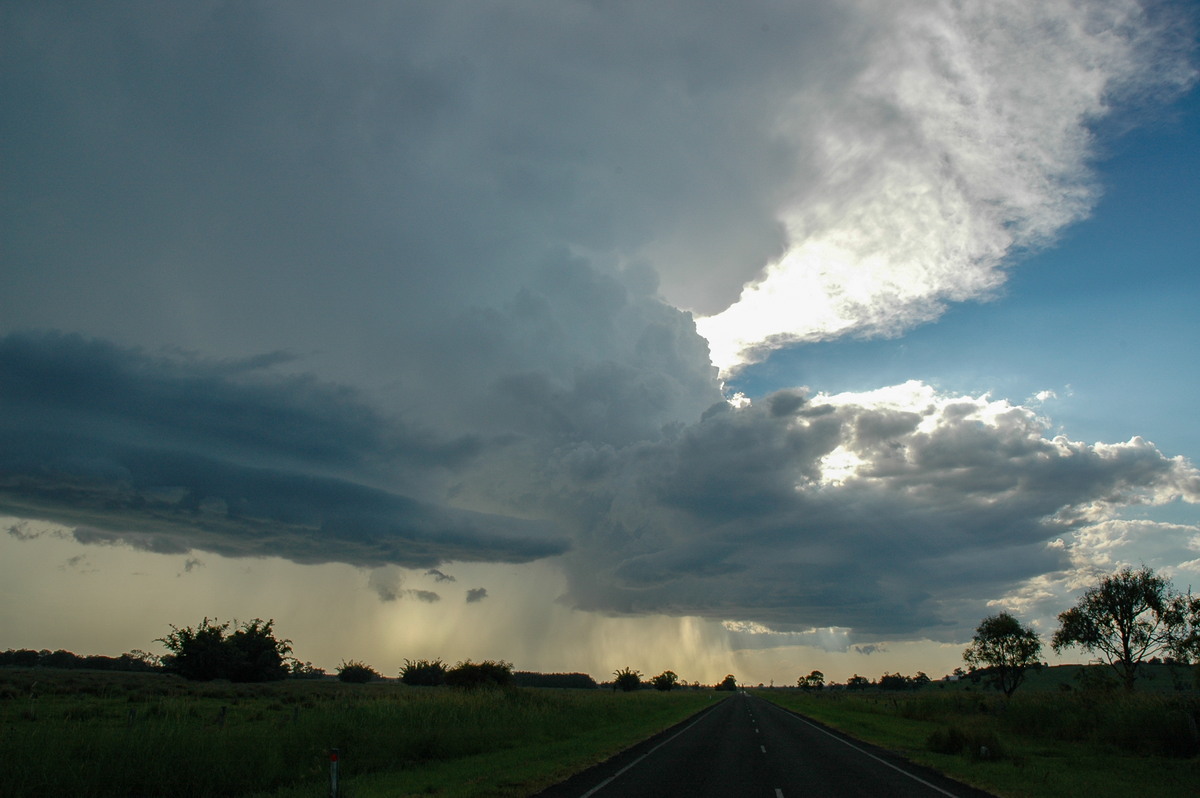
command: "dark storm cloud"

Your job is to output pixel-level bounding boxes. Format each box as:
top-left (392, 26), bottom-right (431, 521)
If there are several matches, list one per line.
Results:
top-left (0, 332), bottom-right (566, 567)
top-left (551, 388), bottom-right (1199, 640)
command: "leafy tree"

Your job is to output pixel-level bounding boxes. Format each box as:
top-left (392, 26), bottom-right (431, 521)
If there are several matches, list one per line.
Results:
top-left (158, 618), bottom-right (291, 682)
top-left (878, 672), bottom-right (911, 691)
top-left (845, 674), bottom-right (870, 690)
top-left (400, 658), bottom-right (447, 686)
top-left (612, 667), bottom-right (642, 692)
top-left (798, 670), bottom-right (824, 690)
top-left (444, 659), bottom-right (514, 689)
top-left (1052, 566), bottom-right (1199, 691)
top-left (715, 674), bottom-right (737, 691)
top-left (337, 660), bottom-right (379, 683)
top-left (287, 659), bottom-right (327, 679)
top-left (226, 619), bottom-right (292, 682)
top-left (158, 618), bottom-right (234, 681)
top-left (962, 612), bottom-right (1042, 697)
top-left (651, 670), bottom-right (679, 691)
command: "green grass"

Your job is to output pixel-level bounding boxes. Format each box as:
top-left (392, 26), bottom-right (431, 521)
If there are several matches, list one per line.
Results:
top-left (0, 668), bottom-right (720, 797)
top-left (754, 682), bottom-right (1200, 798)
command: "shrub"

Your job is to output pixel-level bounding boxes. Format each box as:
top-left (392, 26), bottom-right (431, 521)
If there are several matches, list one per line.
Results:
top-left (926, 725), bottom-right (1006, 760)
top-left (337, 660), bottom-right (379, 684)
top-left (444, 660), bottom-right (513, 689)
top-left (651, 670), bottom-right (679, 691)
top-left (612, 667), bottom-right (642, 692)
top-left (400, 658), bottom-right (447, 686)
top-left (157, 618), bottom-right (291, 682)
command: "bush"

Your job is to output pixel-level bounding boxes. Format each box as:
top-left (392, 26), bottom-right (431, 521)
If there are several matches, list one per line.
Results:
top-left (158, 618), bottom-right (292, 683)
top-left (444, 660), bottom-right (513, 689)
top-left (651, 670), bottom-right (679, 691)
top-left (337, 660), bottom-right (379, 683)
top-left (715, 674), bottom-right (737, 691)
top-left (400, 658), bottom-right (447, 686)
top-left (612, 667), bottom-right (642, 692)
top-left (926, 725), bottom-right (1006, 760)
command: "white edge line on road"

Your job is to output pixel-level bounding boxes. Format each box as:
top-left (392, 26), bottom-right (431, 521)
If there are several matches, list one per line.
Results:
top-left (761, 699), bottom-right (963, 798)
top-left (576, 702), bottom-right (722, 798)
top-left (775, 790), bottom-right (784, 798)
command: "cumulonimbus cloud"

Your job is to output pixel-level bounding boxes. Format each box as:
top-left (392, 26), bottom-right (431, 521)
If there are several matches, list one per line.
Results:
top-left (0, 1), bottom-right (1195, 646)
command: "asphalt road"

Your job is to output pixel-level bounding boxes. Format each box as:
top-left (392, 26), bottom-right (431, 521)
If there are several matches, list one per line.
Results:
top-left (534, 692), bottom-right (998, 798)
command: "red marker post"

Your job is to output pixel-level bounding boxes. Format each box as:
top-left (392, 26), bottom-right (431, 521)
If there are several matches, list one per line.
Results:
top-left (329, 748), bottom-right (339, 798)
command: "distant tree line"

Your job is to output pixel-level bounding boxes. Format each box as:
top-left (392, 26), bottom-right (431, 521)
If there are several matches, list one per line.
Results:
top-left (514, 671), bottom-right (599, 689)
top-left (18, 567), bottom-right (1191, 695)
top-left (794, 566), bottom-right (1200, 697)
top-left (0, 648), bottom-right (160, 672)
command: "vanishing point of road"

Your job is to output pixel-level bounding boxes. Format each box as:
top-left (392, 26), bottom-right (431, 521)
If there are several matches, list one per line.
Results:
top-left (535, 692), bottom-right (998, 798)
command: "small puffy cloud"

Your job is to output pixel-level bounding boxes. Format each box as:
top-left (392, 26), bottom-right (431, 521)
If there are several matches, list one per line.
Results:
top-left (368, 567), bottom-right (442, 603)
top-left (466, 588), bottom-right (489, 604)
top-left (367, 568), bottom-right (403, 603)
top-left (426, 569), bottom-right (456, 583)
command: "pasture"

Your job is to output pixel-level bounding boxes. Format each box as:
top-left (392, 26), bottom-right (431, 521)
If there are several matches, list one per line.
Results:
top-left (757, 670), bottom-right (1200, 798)
top-left (0, 668), bottom-right (717, 797)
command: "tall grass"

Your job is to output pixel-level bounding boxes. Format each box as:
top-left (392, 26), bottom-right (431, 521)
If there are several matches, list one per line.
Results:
top-left (757, 686), bottom-right (1200, 798)
top-left (0, 669), bottom-right (716, 797)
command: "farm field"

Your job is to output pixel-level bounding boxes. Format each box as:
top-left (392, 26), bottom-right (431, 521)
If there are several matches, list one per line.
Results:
top-left (755, 668), bottom-right (1200, 798)
top-left (0, 668), bottom-right (719, 797)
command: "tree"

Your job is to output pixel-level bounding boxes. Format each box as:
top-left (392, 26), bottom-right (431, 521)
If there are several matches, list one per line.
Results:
top-left (877, 672), bottom-right (910, 691)
top-left (226, 619), bottom-right (292, 682)
top-left (845, 674), bottom-right (870, 690)
top-left (337, 660), bottom-right (379, 683)
top-left (158, 618), bottom-right (292, 682)
top-left (798, 670), bottom-right (824, 690)
top-left (651, 670), bottom-right (679, 691)
top-left (1051, 566), bottom-right (1200, 691)
top-left (715, 674), bottom-right (737, 691)
top-left (962, 612), bottom-right (1043, 697)
top-left (612, 667), bottom-right (642, 692)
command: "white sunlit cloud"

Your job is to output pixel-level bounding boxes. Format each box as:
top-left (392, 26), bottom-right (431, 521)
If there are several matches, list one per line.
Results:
top-left (696, 0), bottom-right (1195, 372)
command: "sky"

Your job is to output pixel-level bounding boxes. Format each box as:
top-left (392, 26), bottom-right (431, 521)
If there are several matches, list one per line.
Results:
top-left (2, 0), bottom-right (1198, 686)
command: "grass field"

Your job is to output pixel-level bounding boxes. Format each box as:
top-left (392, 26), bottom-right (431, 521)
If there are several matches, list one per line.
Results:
top-left (0, 668), bottom-right (720, 797)
top-left (755, 667), bottom-right (1200, 798)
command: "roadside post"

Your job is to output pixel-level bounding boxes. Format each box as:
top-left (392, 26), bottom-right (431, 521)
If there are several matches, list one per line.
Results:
top-left (329, 748), bottom-right (339, 798)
